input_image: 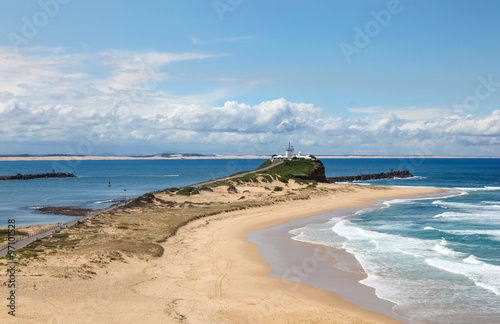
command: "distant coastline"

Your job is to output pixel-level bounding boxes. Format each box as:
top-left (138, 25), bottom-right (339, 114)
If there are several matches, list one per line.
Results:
top-left (0, 154), bottom-right (499, 161)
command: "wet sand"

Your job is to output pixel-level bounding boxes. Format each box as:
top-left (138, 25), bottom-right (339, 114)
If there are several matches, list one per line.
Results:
top-left (0, 183), bottom-right (444, 323)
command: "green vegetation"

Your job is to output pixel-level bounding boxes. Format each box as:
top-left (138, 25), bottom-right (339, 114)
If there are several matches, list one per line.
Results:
top-left (257, 159), bottom-right (273, 169)
top-left (162, 187), bottom-right (179, 193)
top-left (52, 233), bottom-right (70, 239)
top-left (14, 242), bottom-right (44, 260)
top-left (261, 159), bottom-right (314, 177)
top-left (206, 159), bottom-right (317, 188)
top-left (199, 185), bottom-right (214, 192)
top-left (277, 176), bottom-right (289, 183)
top-left (5, 232), bottom-right (81, 262)
top-left (4, 158), bottom-right (333, 267)
top-left (260, 174), bottom-right (273, 183)
top-left (176, 186), bottom-right (200, 196)
top-left (205, 179), bottom-right (235, 188)
top-left (0, 229), bottom-right (29, 241)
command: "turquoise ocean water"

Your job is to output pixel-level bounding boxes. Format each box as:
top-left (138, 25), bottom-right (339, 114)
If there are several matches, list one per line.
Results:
top-left (1, 157), bottom-right (499, 322)
top-left (293, 158), bottom-right (500, 323)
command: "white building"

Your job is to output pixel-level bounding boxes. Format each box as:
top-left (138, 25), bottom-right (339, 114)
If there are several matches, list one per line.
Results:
top-left (285, 142), bottom-right (294, 159)
top-left (271, 143), bottom-right (316, 161)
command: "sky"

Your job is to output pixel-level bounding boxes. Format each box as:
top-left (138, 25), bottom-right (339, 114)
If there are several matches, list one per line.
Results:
top-left (1, 0), bottom-right (500, 156)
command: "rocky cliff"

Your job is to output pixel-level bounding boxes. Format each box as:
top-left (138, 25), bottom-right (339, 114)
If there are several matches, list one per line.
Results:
top-left (293, 160), bottom-right (328, 182)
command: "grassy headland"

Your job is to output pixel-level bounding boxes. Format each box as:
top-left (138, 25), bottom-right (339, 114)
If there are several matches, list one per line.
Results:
top-left (0, 159), bottom-right (339, 278)
top-left (202, 159), bottom-right (322, 188)
top-left (0, 158), bottom-right (446, 323)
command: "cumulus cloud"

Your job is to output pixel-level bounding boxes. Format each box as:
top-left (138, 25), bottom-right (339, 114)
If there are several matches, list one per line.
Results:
top-left (0, 47), bottom-right (499, 156)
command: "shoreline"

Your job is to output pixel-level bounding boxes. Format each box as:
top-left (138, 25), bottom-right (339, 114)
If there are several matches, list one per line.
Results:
top-left (249, 190), bottom-right (456, 323)
top-left (0, 155), bottom-right (498, 161)
top-left (156, 185), bottom-right (446, 323)
top-left (0, 183), bottom-right (446, 323)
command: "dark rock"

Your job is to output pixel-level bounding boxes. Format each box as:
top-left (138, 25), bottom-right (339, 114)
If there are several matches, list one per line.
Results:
top-left (36, 206), bottom-right (92, 216)
top-left (294, 160), bottom-right (328, 183)
top-left (327, 170), bottom-right (413, 183)
top-left (0, 172), bottom-right (76, 181)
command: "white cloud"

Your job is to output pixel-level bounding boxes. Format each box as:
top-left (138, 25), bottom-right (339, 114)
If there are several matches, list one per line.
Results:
top-left (349, 105), bottom-right (453, 120)
top-left (94, 50), bottom-right (214, 92)
top-left (0, 47), bottom-right (499, 156)
top-left (0, 46), bottom-right (88, 96)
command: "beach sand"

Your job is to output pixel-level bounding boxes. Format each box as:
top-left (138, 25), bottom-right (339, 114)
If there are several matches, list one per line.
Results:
top-left (0, 183), bottom-right (444, 323)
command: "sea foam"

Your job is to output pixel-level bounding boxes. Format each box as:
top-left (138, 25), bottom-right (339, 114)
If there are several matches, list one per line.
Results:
top-left (425, 258), bottom-right (500, 296)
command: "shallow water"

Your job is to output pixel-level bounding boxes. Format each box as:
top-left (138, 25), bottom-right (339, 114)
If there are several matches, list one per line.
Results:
top-left (292, 158), bottom-right (500, 323)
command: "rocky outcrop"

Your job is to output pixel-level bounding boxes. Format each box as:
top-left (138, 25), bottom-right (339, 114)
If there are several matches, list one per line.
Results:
top-left (327, 170), bottom-right (413, 183)
top-left (36, 206), bottom-right (92, 216)
top-left (0, 172), bottom-right (76, 181)
top-left (294, 160), bottom-right (328, 182)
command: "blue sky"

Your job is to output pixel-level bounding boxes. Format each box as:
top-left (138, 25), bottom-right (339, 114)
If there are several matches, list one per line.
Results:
top-left (1, 0), bottom-right (500, 156)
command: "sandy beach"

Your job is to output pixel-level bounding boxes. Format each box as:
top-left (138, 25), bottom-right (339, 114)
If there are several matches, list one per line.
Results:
top-left (0, 182), bottom-right (444, 323)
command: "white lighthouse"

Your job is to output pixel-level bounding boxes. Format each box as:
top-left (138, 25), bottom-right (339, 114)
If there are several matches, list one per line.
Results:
top-left (270, 143), bottom-right (315, 161)
top-left (285, 142), bottom-right (294, 159)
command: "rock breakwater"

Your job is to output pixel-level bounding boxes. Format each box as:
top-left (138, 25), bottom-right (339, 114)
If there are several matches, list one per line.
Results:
top-left (327, 170), bottom-right (413, 183)
top-left (0, 172), bottom-right (76, 181)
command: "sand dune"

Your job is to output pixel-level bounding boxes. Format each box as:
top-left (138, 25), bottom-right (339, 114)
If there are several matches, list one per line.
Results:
top-left (0, 182), bottom-right (444, 323)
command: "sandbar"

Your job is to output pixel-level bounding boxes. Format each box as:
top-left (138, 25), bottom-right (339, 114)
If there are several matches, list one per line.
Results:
top-left (0, 183), bottom-right (444, 323)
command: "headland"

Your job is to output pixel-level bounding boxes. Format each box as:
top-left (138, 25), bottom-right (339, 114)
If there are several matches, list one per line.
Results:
top-left (0, 159), bottom-right (445, 323)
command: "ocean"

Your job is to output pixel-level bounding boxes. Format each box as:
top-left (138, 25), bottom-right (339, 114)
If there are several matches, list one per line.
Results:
top-left (0, 158), bottom-right (265, 226)
top-left (1, 157), bottom-right (499, 323)
top-left (292, 158), bottom-right (500, 323)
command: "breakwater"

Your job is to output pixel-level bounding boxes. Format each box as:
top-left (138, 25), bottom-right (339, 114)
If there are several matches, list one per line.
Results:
top-left (327, 170), bottom-right (413, 183)
top-left (0, 172), bottom-right (76, 181)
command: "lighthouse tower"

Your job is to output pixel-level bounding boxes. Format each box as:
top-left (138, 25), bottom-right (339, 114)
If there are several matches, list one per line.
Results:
top-left (285, 142), bottom-right (294, 159)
